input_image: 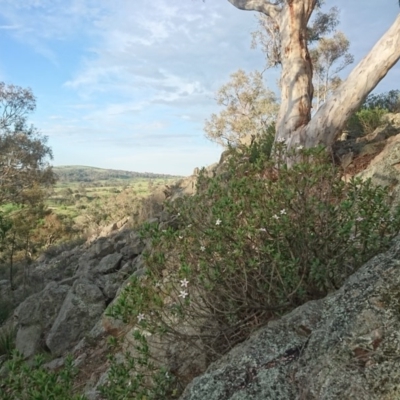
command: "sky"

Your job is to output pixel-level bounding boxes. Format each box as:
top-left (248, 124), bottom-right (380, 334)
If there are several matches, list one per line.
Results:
top-left (0, 0), bottom-right (399, 176)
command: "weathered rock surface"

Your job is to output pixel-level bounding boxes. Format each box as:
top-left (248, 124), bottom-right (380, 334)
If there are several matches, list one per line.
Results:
top-left (46, 279), bottom-right (106, 356)
top-left (357, 134), bottom-right (400, 205)
top-left (180, 235), bottom-right (400, 400)
top-left (333, 112), bottom-right (400, 177)
top-left (362, 112), bottom-right (400, 143)
top-left (9, 224), bottom-right (146, 359)
top-left (14, 282), bottom-right (70, 357)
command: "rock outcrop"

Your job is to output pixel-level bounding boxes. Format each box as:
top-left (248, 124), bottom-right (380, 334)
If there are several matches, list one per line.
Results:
top-left (180, 235), bottom-right (400, 400)
top-left (357, 134), bottom-right (400, 206)
top-left (11, 224), bottom-right (147, 360)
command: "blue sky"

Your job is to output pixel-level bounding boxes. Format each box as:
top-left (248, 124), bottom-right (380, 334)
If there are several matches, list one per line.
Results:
top-left (0, 0), bottom-right (399, 176)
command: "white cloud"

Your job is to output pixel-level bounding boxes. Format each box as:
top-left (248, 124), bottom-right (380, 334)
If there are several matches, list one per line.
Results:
top-left (3, 0), bottom-right (399, 175)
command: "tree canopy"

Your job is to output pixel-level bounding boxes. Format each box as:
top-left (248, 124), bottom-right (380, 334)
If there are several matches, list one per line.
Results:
top-left (0, 82), bottom-right (55, 206)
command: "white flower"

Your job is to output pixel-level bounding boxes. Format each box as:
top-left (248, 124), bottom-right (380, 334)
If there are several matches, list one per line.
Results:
top-left (215, 219), bottom-right (222, 226)
top-left (137, 313), bottom-right (146, 323)
top-left (280, 209), bottom-right (287, 215)
top-left (356, 216), bottom-right (364, 222)
top-left (155, 281), bottom-right (162, 288)
top-left (272, 214), bottom-right (280, 220)
top-left (179, 235), bottom-right (183, 240)
top-left (187, 224), bottom-right (192, 228)
top-left (258, 228), bottom-right (267, 232)
top-left (180, 278), bottom-right (189, 288)
top-left (200, 245), bottom-right (206, 252)
top-left (277, 137), bottom-right (285, 143)
top-left (178, 290), bottom-right (188, 299)
top-left (297, 145), bottom-right (304, 150)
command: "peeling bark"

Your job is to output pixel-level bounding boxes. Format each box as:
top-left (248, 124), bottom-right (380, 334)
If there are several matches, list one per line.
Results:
top-left (298, 13), bottom-right (400, 149)
top-left (276, 1), bottom-right (316, 141)
top-left (228, 1), bottom-right (400, 152)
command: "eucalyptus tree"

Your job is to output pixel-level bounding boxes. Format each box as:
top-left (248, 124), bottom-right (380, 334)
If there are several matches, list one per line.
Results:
top-left (227, 0), bottom-right (400, 150)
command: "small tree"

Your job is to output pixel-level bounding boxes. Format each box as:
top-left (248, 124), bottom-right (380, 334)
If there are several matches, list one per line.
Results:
top-left (310, 31), bottom-right (354, 109)
top-left (0, 82), bottom-right (56, 289)
top-left (0, 82), bottom-right (55, 206)
top-left (204, 69), bottom-right (278, 147)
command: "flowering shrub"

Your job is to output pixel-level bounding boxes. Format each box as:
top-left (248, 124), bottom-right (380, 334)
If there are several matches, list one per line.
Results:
top-left (106, 139), bottom-right (400, 398)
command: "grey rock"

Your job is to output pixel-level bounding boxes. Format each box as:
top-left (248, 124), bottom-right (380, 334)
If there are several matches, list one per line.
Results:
top-left (119, 233), bottom-right (145, 259)
top-left (46, 279), bottom-right (105, 356)
top-left (118, 261), bottom-right (135, 279)
top-left (73, 352), bottom-right (87, 368)
top-left (14, 282), bottom-right (70, 358)
top-left (74, 257), bottom-right (97, 277)
top-left (132, 267), bottom-right (146, 278)
top-left (94, 253), bottom-right (123, 275)
top-left (95, 272), bottom-right (121, 300)
top-left (44, 357), bottom-right (65, 370)
top-left (357, 134), bottom-right (400, 206)
top-left (113, 240), bottom-right (126, 253)
top-left (15, 325), bottom-right (43, 359)
top-left (363, 112), bottom-right (400, 143)
top-left (94, 238), bottom-right (115, 258)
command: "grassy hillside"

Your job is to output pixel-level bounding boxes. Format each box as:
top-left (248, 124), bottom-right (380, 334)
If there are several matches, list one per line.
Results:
top-left (48, 165), bottom-right (181, 229)
top-left (54, 165), bottom-right (181, 185)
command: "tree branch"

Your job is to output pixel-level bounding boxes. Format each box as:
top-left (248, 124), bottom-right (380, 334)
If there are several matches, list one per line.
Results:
top-left (228, 0), bottom-right (281, 19)
top-left (300, 14), bottom-right (400, 148)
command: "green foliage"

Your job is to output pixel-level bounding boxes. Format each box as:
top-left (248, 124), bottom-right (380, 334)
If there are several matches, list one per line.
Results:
top-left (107, 138), bottom-right (400, 397)
top-left (54, 166), bottom-right (180, 184)
top-left (99, 346), bottom-right (175, 400)
top-left (363, 89), bottom-right (400, 113)
top-left (0, 212), bottom-right (12, 242)
top-left (346, 89), bottom-right (400, 136)
top-left (347, 107), bottom-right (388, 136)
top-left (0, 352), bottom-right (86, 400)
top-left (204, 69), bottom-right (278, 147)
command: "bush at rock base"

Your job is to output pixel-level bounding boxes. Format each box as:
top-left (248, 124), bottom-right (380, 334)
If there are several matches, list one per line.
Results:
top-left (105, 137), bottom-right (400, 398)
top-left (0, 351), bottom-right (86, 400)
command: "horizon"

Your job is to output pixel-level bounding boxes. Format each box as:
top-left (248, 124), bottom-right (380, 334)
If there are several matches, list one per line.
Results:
top-left (1, 0), bottom-right (399, 175)
top-left (53, 164), bottom-right (184, 177)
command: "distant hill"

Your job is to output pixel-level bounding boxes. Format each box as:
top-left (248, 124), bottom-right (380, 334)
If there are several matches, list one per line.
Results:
top-left (53, 165), bottom-right (182, 183)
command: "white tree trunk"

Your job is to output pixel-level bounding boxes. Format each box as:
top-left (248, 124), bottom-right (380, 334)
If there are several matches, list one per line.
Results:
top-left (293, 13), bottom-right (400, 149)
top-left (228, 1), bottom-right (400, 151)
top-left (275, 1), bottom-right (315, 141)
